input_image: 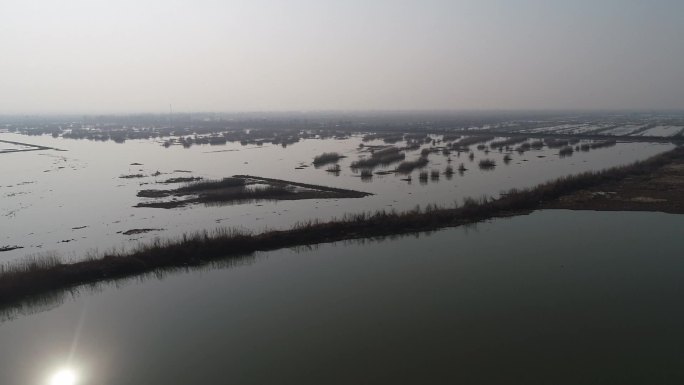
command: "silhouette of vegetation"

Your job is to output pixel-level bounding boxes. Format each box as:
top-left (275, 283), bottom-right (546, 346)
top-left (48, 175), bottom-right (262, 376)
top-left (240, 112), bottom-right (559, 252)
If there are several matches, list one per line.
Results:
top-left (351, 146), bottom-right (405, 169)
top-left (0, 246), bottom-right (23, 253)
top-left (159, 177), bottom-right (203, 184)
top-left (313, 152), bottom-right (345, 166)
top-left (396, 157), bottom-right (429, 173)
top-left (515, 142), bottom-right (532, 153)
top-left (137, 175), bottom-right (371, 208)
top-left (451, 136), bottom-right (495, 150)
top-left (478, 158), bottom-right (496, 170)
top-left (419, 171), bottom-right (429, 182)
top-left (489, 137), bottom-right (528, 149)
top-left (559, 146), bottom-right (574, 157)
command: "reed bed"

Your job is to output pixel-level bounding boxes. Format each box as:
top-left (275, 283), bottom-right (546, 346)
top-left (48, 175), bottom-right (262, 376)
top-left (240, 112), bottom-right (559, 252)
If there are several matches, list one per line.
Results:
top-left (489, 137), bottom-right (528, 149)
top-left (351, 147), bottom-right (405, 169)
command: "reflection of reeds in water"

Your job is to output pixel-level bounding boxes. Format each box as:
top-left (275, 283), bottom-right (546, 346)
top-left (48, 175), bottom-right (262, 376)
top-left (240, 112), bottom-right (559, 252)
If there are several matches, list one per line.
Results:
top-left (326, 164), bottom-right (341, 173)
top-left (503, 154), bottom-right (512, 164)
top-left (430, 170), bottom-right (440, 180)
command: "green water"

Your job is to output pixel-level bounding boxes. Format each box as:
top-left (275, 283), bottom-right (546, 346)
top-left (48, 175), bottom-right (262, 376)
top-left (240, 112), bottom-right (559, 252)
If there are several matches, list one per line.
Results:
top-left (1, 210), bottom-right (683, 384)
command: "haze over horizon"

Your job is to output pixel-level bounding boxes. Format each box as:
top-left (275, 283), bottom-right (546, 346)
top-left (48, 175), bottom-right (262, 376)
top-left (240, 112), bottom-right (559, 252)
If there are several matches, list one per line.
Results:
top-left (1, 0), bottom-right (683, 114)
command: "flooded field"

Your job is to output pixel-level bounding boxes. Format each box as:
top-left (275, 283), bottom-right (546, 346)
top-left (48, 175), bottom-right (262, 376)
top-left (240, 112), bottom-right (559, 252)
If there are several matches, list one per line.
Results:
top-left (1, 210), bottom-right (683, 384)
top-left (0, 131), bottom-right (673, 263)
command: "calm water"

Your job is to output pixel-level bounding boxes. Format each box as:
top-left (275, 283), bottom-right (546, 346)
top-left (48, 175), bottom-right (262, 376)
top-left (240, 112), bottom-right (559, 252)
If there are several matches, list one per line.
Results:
top-left (0, 132), bottom-right (673, 262)
top-left (1, 210), bottom-right (683, 384)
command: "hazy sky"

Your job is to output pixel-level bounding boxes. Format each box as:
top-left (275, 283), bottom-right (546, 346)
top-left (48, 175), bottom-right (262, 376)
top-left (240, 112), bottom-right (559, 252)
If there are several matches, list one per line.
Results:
top-left (1, 0), bottom-right (683, 113)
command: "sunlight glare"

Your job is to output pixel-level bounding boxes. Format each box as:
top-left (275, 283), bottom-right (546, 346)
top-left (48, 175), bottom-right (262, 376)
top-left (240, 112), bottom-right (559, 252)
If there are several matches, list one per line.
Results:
top-left (49, 368), bottom-right (77, 385)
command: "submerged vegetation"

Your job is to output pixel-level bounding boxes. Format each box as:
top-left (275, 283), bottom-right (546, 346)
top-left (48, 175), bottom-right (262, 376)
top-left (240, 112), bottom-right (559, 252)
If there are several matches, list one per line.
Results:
top-left (3, 147), bottom-right (681, 309)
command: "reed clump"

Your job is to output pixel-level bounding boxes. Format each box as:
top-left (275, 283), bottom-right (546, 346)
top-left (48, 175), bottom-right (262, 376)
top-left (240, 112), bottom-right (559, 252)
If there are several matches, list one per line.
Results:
top-left (478, 158), bottom-right (496, 170)
top-left (559, 146), bottom-right (574, 157)
top-left (313, 152), bottom-right (345, 166)
top-left (396, 157), bottom-right (429, 173)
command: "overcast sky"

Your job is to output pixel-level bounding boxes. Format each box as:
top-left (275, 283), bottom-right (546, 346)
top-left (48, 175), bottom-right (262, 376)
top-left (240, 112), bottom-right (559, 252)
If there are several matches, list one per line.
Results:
top-left (1, 0), bottom-right (683, 113)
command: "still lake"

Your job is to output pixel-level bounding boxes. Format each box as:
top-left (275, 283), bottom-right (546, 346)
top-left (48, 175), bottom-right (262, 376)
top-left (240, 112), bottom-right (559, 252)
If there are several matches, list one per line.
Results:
top-left (1, 210), bottom-right (683, 384)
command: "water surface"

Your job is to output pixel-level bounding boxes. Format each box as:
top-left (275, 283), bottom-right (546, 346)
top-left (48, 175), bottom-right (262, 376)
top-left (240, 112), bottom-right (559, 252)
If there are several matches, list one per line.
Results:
top-left (1, 210), bottom-right (683, 384)
top-left (0, 132), bottom-right (672, 262)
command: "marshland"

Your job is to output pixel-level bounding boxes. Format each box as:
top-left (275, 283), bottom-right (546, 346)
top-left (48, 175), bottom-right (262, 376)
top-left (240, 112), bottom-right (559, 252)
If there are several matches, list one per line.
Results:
top-left (1, 113), bottom-right (679, 263)
top-left (1, 112), bottom-right (683, 385)
top-left (4, 0), bottom-right (684, 382)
